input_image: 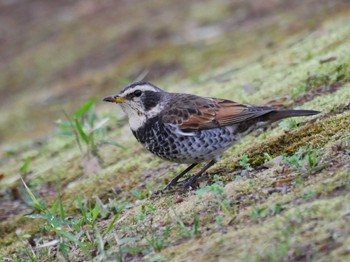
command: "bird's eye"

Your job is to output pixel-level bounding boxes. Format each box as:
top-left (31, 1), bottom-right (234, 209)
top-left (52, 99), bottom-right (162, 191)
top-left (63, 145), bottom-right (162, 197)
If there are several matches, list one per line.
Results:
top-left (133, 90), bottom-right (142, 97)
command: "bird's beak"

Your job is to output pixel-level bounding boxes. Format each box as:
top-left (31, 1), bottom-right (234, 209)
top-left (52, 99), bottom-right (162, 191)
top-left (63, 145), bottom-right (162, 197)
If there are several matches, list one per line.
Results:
top-left (103, 95), bottom-right (126, 103)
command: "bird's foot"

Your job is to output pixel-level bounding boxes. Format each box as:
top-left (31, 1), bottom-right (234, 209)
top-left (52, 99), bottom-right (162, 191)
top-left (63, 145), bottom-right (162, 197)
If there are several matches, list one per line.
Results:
top-left (151, 176), bottom-right (195, 197)
top-left (151, 182), bottom-right (178, 197)
top-left (151, 189), bottom-right (174, 198)
top-left (180, 175), bottom-right (200, 190)
top-left (151, 163), bottom-right (200, 197)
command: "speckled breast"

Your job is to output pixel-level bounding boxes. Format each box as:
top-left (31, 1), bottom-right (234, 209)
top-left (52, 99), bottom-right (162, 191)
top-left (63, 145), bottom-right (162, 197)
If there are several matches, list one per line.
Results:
top-left (132, 117), bottom-right (237, 163)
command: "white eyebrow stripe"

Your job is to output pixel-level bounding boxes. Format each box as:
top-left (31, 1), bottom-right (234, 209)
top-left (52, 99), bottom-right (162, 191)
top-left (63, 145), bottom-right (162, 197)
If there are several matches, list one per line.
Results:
top-left (120, 84), bottom-right (159, 96)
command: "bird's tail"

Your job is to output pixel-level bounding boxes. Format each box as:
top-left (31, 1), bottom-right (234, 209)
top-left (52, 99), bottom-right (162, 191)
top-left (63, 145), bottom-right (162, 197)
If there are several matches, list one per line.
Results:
top-left (266, 109), bottom-right (320, 122)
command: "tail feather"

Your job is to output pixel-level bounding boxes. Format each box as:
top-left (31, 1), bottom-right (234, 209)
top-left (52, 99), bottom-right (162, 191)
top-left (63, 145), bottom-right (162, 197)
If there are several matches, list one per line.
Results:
top-left (266, 109), bottom-right (320, 122)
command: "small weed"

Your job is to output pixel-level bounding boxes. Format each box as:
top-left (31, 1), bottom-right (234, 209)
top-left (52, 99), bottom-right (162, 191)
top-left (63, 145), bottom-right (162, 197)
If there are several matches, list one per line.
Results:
top-left (136, 212), bottom-right (146, 222)
top-left (144, 225), bottom-right (170, 253)
top-left (302, 190), bottom-right (317, 200)
top-left (19, 179), bottom-right (127, 260)
top-left (344, 136), bottom-right (350, 152)
top-left (197, 177), bottom-right (233, 216)
top-left (269, 203), bottom-right (283, 215)
top-left (104, 213), bottom-right (120, 236)
top-left (141, 203), bottom-right (157, 215)
top-left (250, 206), bottom-right (269, 222)
top-left (306, 150), bottom-right (318, 171)
top-left (20, 157), bottom-right (32, 174)
top-left (136, 203), bottom-right (157, 222)
top-left (239, 155), bottom-right (253, 171)
top-left (258, 240), bottom-right (290, 262)
top-left (248, 180), bottom-right (255, 187)
top-left (171, 207), bottom-right (191, 239)
top-left (291, 84), bottom-right (307, 99)
top-left (215, 215), bottom-right (224, 227)
top-left (251, 203), bottom-right (283, 222)
top-left (291, 63), bottom-right (349, 100)
top-left (279, 118), bottom-right (299, 130)
top-left (196, 181), bottom-right (224, 197)
top-left (327, 63), bottom-right (350, 85)
top-left (192, 215), bottom-right (201, 237)
top-left (305, 73), bottom-right (330, 90)
top-left (345, 136), bottom-right (350, 143)
top-left (283, 147), bottom-right (325, 176)
top-left (56, 99), bottom-right (122, 157)
top-left (76, 196), bottom-right (101, 226)
top-left (112, 235), bottom-right (143, 261)
top-left (131, 189), bottom-right (146, 200)
top-left (283, 153), bottom-right (302, 171)
top-left (21, 176), bottom-right (46, 213)
top-left (263, 152), bottom-right (273, 161)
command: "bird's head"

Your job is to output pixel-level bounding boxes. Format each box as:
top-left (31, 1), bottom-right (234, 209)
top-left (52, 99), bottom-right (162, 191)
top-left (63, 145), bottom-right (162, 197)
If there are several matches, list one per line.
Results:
top-left (103, 82), bottom-right (166, 130)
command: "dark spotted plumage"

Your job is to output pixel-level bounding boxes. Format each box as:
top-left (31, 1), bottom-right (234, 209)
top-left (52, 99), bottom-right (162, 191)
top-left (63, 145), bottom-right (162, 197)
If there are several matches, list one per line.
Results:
top-left (131, 115), bottom-right (235, 164)
top-left (103, 81), bottom-right (320, 192)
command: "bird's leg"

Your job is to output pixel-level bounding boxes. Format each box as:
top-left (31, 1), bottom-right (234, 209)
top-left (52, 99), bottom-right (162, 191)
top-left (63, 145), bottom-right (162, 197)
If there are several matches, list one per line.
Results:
top-left (182, 160), bottom-right (216, 189)
top-left (152, 163), bottom-right (198, 196)
top-left (163, 163), bottom-right (198, 191)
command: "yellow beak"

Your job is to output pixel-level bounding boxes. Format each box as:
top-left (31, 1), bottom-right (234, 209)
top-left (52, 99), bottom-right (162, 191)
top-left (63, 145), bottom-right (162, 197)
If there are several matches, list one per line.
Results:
top-left (103, 95), bottom-right (126, 103)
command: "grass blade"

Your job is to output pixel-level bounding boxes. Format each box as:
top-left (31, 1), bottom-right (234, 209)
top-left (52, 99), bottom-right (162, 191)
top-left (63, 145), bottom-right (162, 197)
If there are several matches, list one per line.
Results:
top-left (100, 139), bottom-right (126, 149)
top-left (104, 213), bottom-right (120, 236)
top-left (20, 158), bottom-right (32, 174)
top-left (20, 176), bottom-right (44, 211)
top-left (77, 196), bottom-right (88, 223)
top-left (62, 109), bottom-right (82, 152)
top-left (51, 200), bottom-right (59, 215)
top-left (75, 119), bottom-right (89, 145)
top-left (57, 186), bottom-right (65, 220)
top-left (56, 229), bottom-right (92, 259)
top-left (74, 99), bottom-right (96, 119)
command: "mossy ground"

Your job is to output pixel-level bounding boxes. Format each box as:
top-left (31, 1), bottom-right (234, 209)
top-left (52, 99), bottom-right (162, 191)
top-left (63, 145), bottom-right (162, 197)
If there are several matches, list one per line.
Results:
top-left (1, 0), bottom-right (350, 261)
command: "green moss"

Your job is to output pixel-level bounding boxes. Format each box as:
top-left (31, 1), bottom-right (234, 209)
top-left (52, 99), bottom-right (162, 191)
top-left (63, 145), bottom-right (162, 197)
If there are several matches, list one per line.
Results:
top-left (154, 167), bottom-right (350, 261)
top-left (248, 111), bottom-right (349, 166)
top-left (0, 216), bottom-right (41, 257)
top-left (2, 2), bottom-right (350, 260)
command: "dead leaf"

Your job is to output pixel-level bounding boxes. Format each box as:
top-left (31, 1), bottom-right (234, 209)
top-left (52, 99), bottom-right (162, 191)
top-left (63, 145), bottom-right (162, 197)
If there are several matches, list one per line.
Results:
top-left (272, 177), bottom-right (293, 186)
top-left (264, 96), bottom-right (293, 108)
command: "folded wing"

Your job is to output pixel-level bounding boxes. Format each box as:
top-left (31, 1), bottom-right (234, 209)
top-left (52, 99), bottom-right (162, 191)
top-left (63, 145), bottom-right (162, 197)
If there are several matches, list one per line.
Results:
top-left (161, 95), bottom-right (275, 131)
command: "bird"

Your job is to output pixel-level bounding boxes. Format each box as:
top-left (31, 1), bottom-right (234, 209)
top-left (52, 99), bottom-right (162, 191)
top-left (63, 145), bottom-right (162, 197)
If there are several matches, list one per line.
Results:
top-left (103, 81), bottom-right (320, 193)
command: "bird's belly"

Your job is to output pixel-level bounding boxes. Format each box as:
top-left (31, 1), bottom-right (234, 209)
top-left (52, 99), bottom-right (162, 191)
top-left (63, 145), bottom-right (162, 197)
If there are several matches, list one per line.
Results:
top-left (133, 123), bottom-right (237, 163)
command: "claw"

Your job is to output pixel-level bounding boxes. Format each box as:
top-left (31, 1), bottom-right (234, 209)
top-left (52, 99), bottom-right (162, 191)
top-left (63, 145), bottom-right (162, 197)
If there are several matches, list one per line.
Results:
top-left (181, 176), bottom-right (200, 189)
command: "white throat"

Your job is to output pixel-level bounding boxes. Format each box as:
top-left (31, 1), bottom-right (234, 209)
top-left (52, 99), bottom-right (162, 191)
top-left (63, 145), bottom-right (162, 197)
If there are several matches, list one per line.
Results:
top-left (122, 102), bottom-right (164, 131)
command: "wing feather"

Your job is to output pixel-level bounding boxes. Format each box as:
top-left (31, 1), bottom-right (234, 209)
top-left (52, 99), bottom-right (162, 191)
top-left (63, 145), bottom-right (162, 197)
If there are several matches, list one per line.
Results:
top-left (161, 94), bottom-right (275, 131)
